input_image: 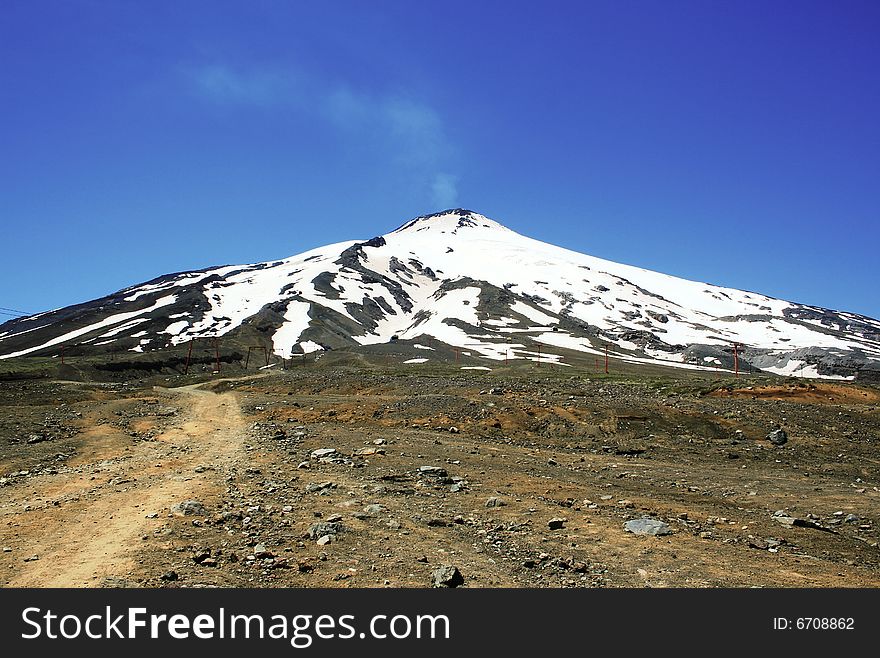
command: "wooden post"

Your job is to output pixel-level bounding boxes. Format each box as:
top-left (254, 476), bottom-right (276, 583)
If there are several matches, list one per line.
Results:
top-left (184, 339), bottom-right (194, 375)
top-left (604, 343), bottom-right (609, 375)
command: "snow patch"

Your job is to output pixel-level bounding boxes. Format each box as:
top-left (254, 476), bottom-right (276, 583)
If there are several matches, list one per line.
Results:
top-left (163, 320), bottom-right (190, 336)
top-left (0, 295), bottom-right (178, 360)
top-left (296, 340), bottom-right (324, 354)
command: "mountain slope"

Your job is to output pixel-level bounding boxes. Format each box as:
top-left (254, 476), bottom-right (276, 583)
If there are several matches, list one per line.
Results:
top-left (2, 209), bottom-right (879, 380)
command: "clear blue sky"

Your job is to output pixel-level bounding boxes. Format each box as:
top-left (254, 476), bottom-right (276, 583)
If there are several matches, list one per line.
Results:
top-left (2, 0), bottom-right (878, 321)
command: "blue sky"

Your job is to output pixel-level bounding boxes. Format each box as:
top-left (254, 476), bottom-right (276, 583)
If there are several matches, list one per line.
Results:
top-left (2, 0), bottom-right (878, 321)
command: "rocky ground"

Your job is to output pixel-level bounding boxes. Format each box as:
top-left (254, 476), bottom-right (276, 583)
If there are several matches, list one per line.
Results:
top-left (1, 365), bottom-right (878, 588)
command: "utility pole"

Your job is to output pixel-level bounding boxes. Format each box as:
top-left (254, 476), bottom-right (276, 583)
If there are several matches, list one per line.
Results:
top-left (732, 342), bottom-right (740, 378)
top-left (604, 343), bottom-right (609, 375)
top-left (246, 346), bottom-right (271, 369)
top-left (185, 337), bottom-right (221, 375)
top-left (184, 339), bottom-right (194, 375)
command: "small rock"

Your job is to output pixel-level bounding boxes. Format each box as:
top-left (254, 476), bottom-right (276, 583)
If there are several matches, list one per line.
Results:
top-left (253, 543), bottom-right (275, 559)
top-left (845, 514), bottom-right (859, 523)
top-left (485, 497), bottom-right (505, 508)
top-left (547, 518), bottom-right (566, 530)
top-left (160, 571), bottom-right (178, 581)
top-left (192, 549), bottom-right (212, 564)
top-left (418, 466), bottom-right (448, 477)
top-left (431, 565), bottom-right (464, 588)
top-left (316, 535), bottom-right (334, 546)
top-left (767, 429), bottom-right (788, 446)
top-left (311, 448), bottom-right (338, 459)
top-left (364, 504), bottom-right (385, 515)
top-left (624, 518), bottom-right (672, 536)
top-left (772, 514), bottom-right (834, 532)
top-left (308, 521), bottom-right (343, 540)
top-left (171, 500), bottom-right (207, 516)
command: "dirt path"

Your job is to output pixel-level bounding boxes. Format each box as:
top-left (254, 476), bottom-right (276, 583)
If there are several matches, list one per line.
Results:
top-left (2, 385), bottom-right (245, 587)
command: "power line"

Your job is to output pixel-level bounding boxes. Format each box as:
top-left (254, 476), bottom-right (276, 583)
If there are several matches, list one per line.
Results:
top-left (0, 310), bottom-right (27, 318)
top-left (0, 306), bottom-right (31, 316)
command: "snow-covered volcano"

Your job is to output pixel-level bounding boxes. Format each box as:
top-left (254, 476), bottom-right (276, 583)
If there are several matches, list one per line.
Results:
top-left (2, 209), bottom-right (879, 380)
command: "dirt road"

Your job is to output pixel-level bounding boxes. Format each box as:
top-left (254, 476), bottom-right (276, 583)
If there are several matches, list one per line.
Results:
top-left (1, 385), bottom-right (245, 587)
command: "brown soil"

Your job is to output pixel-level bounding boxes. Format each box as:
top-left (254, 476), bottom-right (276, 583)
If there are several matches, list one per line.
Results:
top-left (1, 369), bottom-right (878, 588)
top-left (708, 382), bottom-right (880, 405)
